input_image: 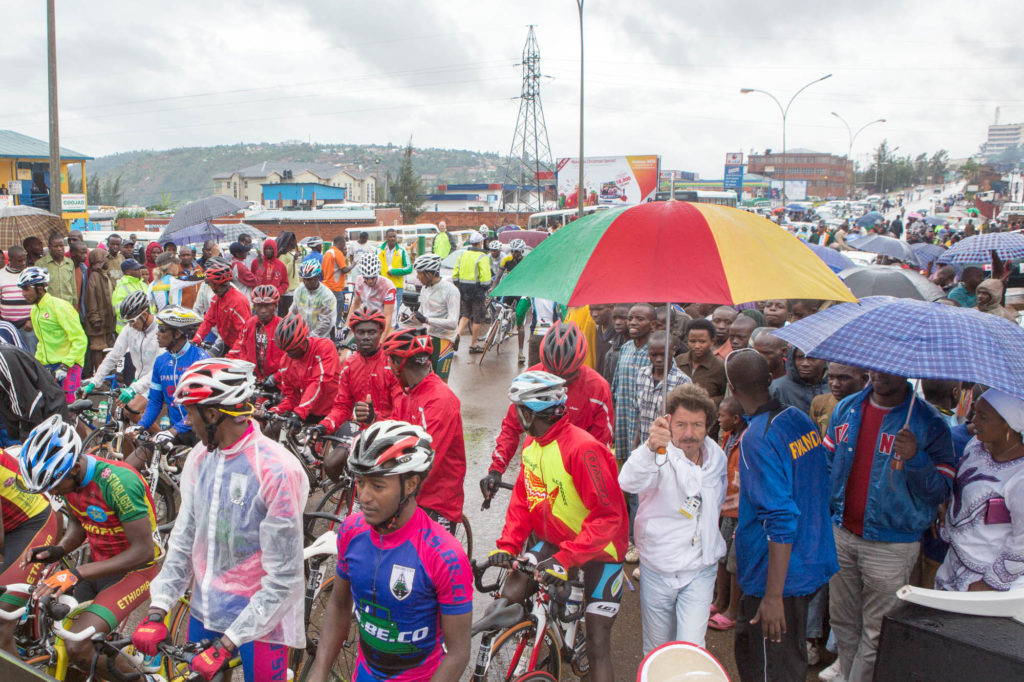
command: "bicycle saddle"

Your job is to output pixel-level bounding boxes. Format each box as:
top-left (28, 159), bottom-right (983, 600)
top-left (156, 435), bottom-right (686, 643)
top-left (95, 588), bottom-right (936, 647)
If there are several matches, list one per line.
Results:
top-left (471, 597), bottom-right (524, 635)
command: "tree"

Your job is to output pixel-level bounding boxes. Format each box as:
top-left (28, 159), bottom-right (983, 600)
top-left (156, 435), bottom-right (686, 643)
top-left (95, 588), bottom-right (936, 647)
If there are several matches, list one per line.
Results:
top-left (103, 174), bottom-right (124, 207)
top-left (928, 150), bottom-right (950, 183)
top-left (393, 139), bottom-right (424, 222)
top-left (88, 172), bottom-right (103, 204)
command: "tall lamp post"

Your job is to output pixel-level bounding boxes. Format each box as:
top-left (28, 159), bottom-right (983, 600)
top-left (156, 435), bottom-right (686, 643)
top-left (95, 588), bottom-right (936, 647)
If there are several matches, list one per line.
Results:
top-left (831, 112), bottom-right (886, 199)
top-left (741, 73), bottom-right (832, 208)
top-left (576, 0), bottom-right (585, 221)
top-left (880, 145), bottom-right (899, 194)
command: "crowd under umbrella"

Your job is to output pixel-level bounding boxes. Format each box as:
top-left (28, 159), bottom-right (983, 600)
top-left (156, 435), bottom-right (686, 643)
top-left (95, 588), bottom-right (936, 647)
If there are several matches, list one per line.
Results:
top-left (157, 220), bottom-right (224, 246)
top-left (839, 265), bottom-right (945, 302)
top-left (938, 232), bottom-right (1024, 266)
top-left (0, 205), bottom-right (67, 251)
top-left (164, 195), bottom-right (249, 239)
top-left (804, 242), bottom-right (856, 273)
top-left (854, 211), bottom-right (885, 228)
top-left (909, 242), bottom-right (947, 269)
top-left (923, 215), bottom-right (948, 227)
top-left (217, 222), bottom-right (268, 243)
top-left (492, 200), bottom-right (857, 409)
top-left (848, 233), bottom-right (921, 267)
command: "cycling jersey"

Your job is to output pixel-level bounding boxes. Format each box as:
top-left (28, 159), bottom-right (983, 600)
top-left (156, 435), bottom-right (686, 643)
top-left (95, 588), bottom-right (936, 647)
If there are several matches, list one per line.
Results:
top-left (0, 450), bottom-right (49, 532)
top-left (392, 373), bottom-right (466, 523)
top-left (62, 455), bottom-right (160, 564)
top-left (30, 292), bottom-right (87, 367)
top-left (353, 276), bottom-right (397, 312)
top-left (336, 508), bottom-right (472, 681)
top-left (290, 283), bottom-right (336, 338)
top-left (490, 363), bottom-right (614, 475)
top-left (271, 336), bottom-right (340, 421)
top-left (418, 279), bottom-right (460, 343)
top-left (319, 348), bottom-right (402, 433)
top-left (195, 284), bottom-right (251, 350)
top-left (84, 318), bottom-right (160, 396)
top-left (139, 342), bottom-right (210, 431)
top-left (497, 416), bottom-right (628, 568)
top-left (227, 315), bottom-right (283, 381)
top-left (149, 423), bottom-right (309, 648)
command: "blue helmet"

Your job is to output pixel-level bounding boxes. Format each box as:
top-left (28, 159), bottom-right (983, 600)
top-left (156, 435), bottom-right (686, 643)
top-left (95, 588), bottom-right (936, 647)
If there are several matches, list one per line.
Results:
top-left (508, 370), bottom-right (568, 413)
top-left (298, 258), bottom-right (322, 280)
top-left (17, 267), bottom-right (49, 288)
top-left (19, 415), bottom-right (81, 493)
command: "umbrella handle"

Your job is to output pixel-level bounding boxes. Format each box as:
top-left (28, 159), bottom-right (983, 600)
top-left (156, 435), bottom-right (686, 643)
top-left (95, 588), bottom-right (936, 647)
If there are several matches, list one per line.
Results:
top-left (891, 380), bottom-right (920, 475)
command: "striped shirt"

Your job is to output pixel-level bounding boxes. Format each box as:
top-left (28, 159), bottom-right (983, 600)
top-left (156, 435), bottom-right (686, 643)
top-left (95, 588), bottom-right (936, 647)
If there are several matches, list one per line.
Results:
top-left (0, 266), bottom-right (31, 323)
top-left (635, 363), bottom-right (692, 445)
top-left (611, 340), bottom-right (650, 458)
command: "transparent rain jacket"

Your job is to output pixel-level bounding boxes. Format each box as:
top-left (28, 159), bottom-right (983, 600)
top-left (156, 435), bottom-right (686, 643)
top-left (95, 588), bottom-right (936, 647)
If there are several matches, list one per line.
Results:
top-left (149, 422), bottom-right (309, 647)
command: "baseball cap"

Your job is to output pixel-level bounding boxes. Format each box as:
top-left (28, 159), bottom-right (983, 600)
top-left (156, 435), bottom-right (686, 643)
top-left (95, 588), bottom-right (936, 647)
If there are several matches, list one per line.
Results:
top-left (121, 258), bottom-right (142, 272)
top-left (468, 231), bottom-right (484, 245)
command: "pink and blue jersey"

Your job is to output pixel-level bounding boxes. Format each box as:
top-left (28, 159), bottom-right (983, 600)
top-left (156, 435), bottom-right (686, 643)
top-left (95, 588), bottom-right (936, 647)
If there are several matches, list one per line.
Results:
top-left (336, 507), bottom-right (472, 681)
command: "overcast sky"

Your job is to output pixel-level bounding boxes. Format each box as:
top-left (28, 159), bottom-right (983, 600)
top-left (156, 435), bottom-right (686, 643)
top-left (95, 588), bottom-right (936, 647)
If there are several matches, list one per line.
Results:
top-left (3, 1), bottom-right (1021, 178)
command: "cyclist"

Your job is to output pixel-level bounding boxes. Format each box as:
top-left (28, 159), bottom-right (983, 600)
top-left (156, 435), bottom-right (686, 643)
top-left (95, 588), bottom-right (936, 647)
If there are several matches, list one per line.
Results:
top-left (381, 328), bottom-right (467, 535)
top-left (127, 305), bottom-right (209, 469)
top-left (265, 313), bottom-right (340, 435)
top-left (289, 259), bottom-right (336, 339)
top-left (345, 253), bottom-right (396, 337)
top-left (490, 370), bottom-right (628, 682)
top-left (408, 254), bottom-right (459, 382)
top-left (486, 239), bottom-right (503, 287)
top-left (0, 344), bottom-right (68, 443)
top-left (191, 258), bottom-right (251, 355)
top-left (132, 358), bottom-right (308, 682)
top-left (81, 291), bottom-right (160, 419)
top-left (452, 231), bottom-right (491, 354)
top-left (18, 266), bottom-right (87, 402)
top-left (499, 238), bottom-right (529, 363)
top-left (0, 449), bottom-right (59, 655)
top-left (226, 284), bottom-right (284, 383)
top-left (482, 321), bottom-right (614, 500)
top-left (306, 420), bottom-right (472, 682)
top-left (17, 414), bottom-right (161, 676)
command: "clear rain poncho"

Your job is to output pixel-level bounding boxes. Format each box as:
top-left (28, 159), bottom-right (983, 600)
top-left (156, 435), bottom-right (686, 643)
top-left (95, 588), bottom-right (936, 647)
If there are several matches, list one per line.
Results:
top-left (149, 422), bottom-right (309, 648)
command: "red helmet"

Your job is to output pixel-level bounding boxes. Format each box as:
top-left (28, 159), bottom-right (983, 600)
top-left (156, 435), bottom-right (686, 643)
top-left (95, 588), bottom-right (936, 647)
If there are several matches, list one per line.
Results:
top-left (275, 314), bottom-right (309, 354)
top-left (204, 258), bottom-right (233, 287)
top-left (251, 284), bottom-right (281, 305)
top-left (349, 305), bottom-right (387, 329)
top-left (541, 321), bottom-right (588, 378)
top-left (382, 327), bottom-right (433, 359)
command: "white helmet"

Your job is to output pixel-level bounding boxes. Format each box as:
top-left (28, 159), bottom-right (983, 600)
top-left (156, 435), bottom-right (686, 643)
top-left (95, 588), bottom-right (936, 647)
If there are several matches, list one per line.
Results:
top-left (358, 252), bottom-right (381, 278)
top-left (348, 420), bottom-right (434, 477)
top-left (413, 254), bottom-right (443, 275)
top-left (508, 370), bottom-right (568, 413)
top-left (19, 415), bottom-right (81, 493)
top-left (487, 240), bottom-right (501, 251)
top-left (17, 267), bottom-right (49, 288)
top-left (173, 358), bottom-right (256, 408)
top-left (509, 238), bottom-right (527, 252)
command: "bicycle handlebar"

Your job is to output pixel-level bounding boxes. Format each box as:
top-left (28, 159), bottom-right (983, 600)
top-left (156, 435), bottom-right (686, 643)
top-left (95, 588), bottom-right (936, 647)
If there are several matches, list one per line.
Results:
top-left (481, 481), bottom-right (515, 510)
top-left (158, 640), bottom-right (231, 682)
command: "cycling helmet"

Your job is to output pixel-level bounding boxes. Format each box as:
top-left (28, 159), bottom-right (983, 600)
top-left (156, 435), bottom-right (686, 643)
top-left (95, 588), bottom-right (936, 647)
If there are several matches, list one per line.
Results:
top-left (487, 240), bottom-right (501, 251)
top-left (18, 415), bottom-right (81, 494)
top-left (508, 370), bottom-right (568, 413)
top-left (174, 358), bottom-right (256, 408)
top-left (298, 258), bottom-right (322, 280)
top-left (275, 313), bottom-right (309, 355)
top-left (540, 321), bottom-right (588, 378)
top-left (467, 231), bottom-right (484, 245)
top-left (381, 327), bottom-right (433, 375)
top-left (348, 420), bottom-right (434, 478)
top-left (119, 290), bottom-right (150, 320)
top-left (349, 305), bottom-right (387, 329)
top-left (358, 252), bottom-right (381, 278)
top-left (509, 238), bottom-right (527, 252)
top-left (156, 305), bottom-right (203, 331)
top-left (17, 267), bottom-right (49, 288)
top-left (203, 258), bottom-right (234, 287)
top-left (413, 254), bottom-right (443, 275)
top-left (301, 236), bottom-right (324, 249)
top-left (251, 284), bottom-right (281, 305)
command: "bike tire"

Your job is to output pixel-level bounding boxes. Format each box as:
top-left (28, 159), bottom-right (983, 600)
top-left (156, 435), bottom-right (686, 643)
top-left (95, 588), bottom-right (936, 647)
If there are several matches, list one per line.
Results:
top-left (451, 517), bottom-right (473, 564)
top-left (23, 654), bottom-right (52, 676)
top-left (478, 318), bottom-right (502, 365)
top-left (168, 597), bottom-right (192, 646)
top-left (154, 473), bottom-right (179, 543)
top-left (306, 481), bottom-right (353, 541)
top-left (297, 576), bottom-right (358, 682)
top-left (485, 619), bottom-right (562, 682)
top-left (81, 427), bottom-right (117, 459)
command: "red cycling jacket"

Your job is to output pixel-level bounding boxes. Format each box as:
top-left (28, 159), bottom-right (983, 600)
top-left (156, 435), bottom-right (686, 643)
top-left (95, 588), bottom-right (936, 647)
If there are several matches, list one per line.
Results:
top-left (271, 337), bottom-right (340, 420)
top-left (496, 416), bottom-right (628, 568)
top-left (319, 348), bottom-right (403, 433)
top-left (226, 315), bottom-right (283, 381)
top-left (193, 285), bottom-right (251, 350)
top-left (251, 239), bottom-right (290, 297)
top-left (392, 372), bottom-right (466, 523)
top-left (489, 363), bottom-right (614, 475)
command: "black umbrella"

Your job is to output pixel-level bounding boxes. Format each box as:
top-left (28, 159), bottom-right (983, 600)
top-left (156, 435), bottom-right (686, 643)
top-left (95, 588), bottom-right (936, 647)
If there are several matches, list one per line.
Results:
top-left (165, 195), bottom-right (249, 237)
top-left (839, 265), bottom-right (945, 302)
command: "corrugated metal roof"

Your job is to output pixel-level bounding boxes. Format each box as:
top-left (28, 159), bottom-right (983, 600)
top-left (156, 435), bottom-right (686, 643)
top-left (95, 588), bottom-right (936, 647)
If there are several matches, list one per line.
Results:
top-left (246, 208), bottom-right (376, 222)
top-left (0, 130), bottom-right (92, 160)
top-left (211, 162), bottom-right (376, 181)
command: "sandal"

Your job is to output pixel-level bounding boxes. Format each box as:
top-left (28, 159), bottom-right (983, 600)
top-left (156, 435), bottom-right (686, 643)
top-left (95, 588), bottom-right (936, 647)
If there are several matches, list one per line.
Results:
top-left (708, 613), bottom-right (735, 631)
top-left (710, 604), bottom-right (721, 616)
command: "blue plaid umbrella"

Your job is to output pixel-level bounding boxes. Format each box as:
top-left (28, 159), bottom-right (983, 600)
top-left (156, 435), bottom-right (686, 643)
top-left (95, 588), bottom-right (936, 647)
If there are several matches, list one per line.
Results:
top-left (923, 215), bottom-right (947, 227)
top-left (848, 234), bottom-right (921, 267)
top-left (854, 211), bottom-right (885, 228)
top-left (939, 232), bottom-right (1024, 266)
top-left (157, 220), bottom-right (223, 246)
top-left (771, 296), bottom-right (1024, 399)
top-left (805, 242), bottom-right (856, 273)
top-left (910, 242), bottom-right (947, 268)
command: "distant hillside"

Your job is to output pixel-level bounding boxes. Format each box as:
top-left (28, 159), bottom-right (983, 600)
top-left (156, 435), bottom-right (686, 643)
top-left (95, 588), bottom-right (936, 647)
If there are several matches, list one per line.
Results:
top-left (81, 141), bottom-right (508, 208)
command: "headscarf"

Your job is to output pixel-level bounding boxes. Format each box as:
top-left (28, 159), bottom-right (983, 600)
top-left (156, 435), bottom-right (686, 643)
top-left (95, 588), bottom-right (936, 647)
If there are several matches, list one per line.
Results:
top-left (740, 308), bottom-right (766, 327)
top-left (979, 388), bottom-right (1024, 436)
top-left (976, 279), bottom-right (1017, 321)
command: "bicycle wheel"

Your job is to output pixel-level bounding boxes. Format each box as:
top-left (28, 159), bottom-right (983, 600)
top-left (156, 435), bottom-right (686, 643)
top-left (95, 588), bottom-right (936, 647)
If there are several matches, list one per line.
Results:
top-left (154, 473), bottom-right (179, 530)
top-left (478, 317), bottom-right (503, 364)
top-left (449, 517), bottom-right (473, 562)
top-left (23, 654), bottom-right (53, 676)
top-left (306, 481), bottom-right (353, 541)
top-left (168, 597), bottom-right (192, 646)
top-left (297, 576), bottom-right (358, 682)
top-left (82, 427), bottom-right (117, 459)
top-left (486, 619), bottom-right (562, 681)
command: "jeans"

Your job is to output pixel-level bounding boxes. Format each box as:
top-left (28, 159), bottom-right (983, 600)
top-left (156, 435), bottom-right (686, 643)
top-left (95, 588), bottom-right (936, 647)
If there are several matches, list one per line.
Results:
top-left (393, 287), bottom-right (404, 326)
top-left (806, 583), bottom-right (828, 639)
top-left (734, 593), bottom-right (811, 682)
top-left (829, 525), bottom-right (919, 682)
top-left (639, 562), bottom-right (718, 654)
top-left (333, 289), bottom-right (347, 326)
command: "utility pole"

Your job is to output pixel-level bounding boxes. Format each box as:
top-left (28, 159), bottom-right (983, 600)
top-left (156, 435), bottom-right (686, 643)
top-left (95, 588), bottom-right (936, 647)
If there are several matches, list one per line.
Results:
top-left (577, 0), bottom-right (585, 221)
top-left (47, 0), bottom-right (62, 217)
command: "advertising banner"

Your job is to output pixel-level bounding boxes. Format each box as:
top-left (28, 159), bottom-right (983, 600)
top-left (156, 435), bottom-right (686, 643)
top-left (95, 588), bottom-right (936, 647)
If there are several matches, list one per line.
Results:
top-left (770, 180), bottom-right (807, 201)
top-left (556, 155), bottom-right (660, 207)
top-left (723, 164), bottom-right (744, 197)
top-left (61, 193), bottom-right (87, 212)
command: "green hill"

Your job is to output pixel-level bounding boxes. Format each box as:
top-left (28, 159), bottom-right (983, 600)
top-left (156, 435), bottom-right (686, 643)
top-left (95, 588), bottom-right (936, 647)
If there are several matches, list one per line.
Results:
top-left (81, 141), bottom-right (508, 208)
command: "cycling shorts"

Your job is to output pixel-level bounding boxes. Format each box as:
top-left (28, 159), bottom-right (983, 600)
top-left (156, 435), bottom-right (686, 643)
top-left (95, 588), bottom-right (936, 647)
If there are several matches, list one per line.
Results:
top-left (515, 297), bottom-right (531, 327)
top-left (422, 507), bottom-right (459, 536)
top-left (429, 337), bottom-right (455, 381)
top-left (189, 615), bottom-right (288, 682)
top-left (45, 363), bottom-right (82, 403)
top-left (73, 562), bottom-right (160, 630)
top-left (527, 541), bottom-right (624, 619)
top-left (0, 509), bottom-right (59, 608)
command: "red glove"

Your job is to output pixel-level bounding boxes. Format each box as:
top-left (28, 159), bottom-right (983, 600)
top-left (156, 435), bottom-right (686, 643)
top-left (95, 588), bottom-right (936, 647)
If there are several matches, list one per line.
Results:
top-left (190, 640), bottom-right (232, 681)
top-left (191, 335), bottom-right (202, 345)
top-left (131, 613), bottom-right (168, 657)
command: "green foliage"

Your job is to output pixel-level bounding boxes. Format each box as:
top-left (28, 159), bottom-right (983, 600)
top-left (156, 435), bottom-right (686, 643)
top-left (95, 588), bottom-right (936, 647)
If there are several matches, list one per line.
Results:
top-left (855, 140), bottom-right (952, 192)
top-left (88, 172), bottom-right (102, 204)
top-left (393, 140), bottom-right (424, 222)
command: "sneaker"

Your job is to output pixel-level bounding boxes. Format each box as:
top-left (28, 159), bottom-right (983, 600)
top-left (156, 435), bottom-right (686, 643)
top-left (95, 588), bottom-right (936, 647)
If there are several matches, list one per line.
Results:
top-left (517, 353), bottom-right (526, 364)
top-left (469, 346), bottom-right (485, 354)
top-left (818, 659), bottom-right (845, 682)
top-left (141, 652), bottom-right (162, 673)
top-left (807, 641), bottom-right (820, 666)
top-left (625, 543), bottom-right (639, 563)
top-left (632, 566), bottom-right (641, 580)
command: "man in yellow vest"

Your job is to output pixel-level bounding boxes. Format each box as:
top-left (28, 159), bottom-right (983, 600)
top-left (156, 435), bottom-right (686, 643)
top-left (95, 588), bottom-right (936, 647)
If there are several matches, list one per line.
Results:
top-left (378, 229), bottom-right (412, 326)
top-left (452, 231), bottom-right (491, 354)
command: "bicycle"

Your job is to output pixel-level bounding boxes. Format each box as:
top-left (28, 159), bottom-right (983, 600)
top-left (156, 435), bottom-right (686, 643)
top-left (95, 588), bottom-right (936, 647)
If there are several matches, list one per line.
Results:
top-left (478, 300), bottom-right (517, 364)
top-left (469, 555), bottom-right (590, 682)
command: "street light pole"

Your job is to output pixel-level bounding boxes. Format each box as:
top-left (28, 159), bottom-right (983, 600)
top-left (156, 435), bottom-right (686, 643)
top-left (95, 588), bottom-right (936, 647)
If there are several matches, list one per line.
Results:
top-left (741, 74), bottom-right (832, 209)
top-left (831, 112), bottom-right (886, 199)
top-left (46, 0), bottom-right (62, 217)
top-left (576, 0), bottom-right (585, 221)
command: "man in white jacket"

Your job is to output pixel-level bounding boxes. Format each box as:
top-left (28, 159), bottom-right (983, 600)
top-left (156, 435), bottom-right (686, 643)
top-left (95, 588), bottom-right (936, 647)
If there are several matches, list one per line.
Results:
top-left (619, 382), bottom-right (728, 653)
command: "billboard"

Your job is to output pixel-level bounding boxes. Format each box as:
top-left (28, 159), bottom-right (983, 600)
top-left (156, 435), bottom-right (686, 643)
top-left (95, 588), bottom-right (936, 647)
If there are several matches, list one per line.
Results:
top-left (723, 164), bottom-right (744, 197)
top-left (556, 155), bottom-right (660, 207)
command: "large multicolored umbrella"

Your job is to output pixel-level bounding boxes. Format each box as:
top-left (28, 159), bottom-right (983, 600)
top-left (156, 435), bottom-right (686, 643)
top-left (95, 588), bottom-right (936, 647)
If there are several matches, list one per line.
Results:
top-left (0, 205), bottom-right (67, 251)
top-left (491, 201), bottom-right (856, 306)
top-left (939, 232), bottom-right (1024, 266)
